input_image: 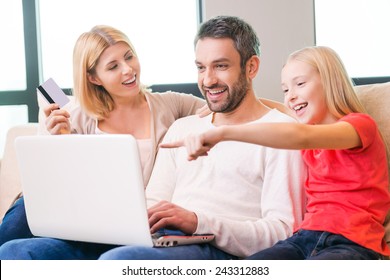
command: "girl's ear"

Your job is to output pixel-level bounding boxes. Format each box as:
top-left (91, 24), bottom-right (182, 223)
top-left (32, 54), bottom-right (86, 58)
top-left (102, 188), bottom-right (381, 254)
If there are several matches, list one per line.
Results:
top-left (246, 55), bottom-right (260, 79)
top-left (87, 73), bottom-right (102, 86)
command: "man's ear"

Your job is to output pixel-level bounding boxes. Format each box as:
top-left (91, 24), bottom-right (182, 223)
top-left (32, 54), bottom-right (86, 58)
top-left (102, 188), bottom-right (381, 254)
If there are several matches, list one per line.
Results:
top-left (87, 73), bottom-right (102, 86)
top-left (246, 55), bottom-right (260, 79)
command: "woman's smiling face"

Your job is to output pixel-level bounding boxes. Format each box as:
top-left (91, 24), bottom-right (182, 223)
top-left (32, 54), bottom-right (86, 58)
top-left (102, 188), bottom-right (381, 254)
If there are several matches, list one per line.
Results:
top-left (89, 42), bottom-right (141, 100)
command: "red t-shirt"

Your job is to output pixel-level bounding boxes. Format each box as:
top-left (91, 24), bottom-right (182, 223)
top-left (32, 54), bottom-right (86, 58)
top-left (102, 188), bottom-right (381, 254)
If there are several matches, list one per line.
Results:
top-left (300, 113), bottom-right (390, 256)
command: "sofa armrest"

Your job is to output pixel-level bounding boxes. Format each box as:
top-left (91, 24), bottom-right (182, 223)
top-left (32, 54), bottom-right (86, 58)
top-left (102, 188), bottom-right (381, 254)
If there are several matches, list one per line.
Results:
top-left (0, 123), bottom-right (38, 222)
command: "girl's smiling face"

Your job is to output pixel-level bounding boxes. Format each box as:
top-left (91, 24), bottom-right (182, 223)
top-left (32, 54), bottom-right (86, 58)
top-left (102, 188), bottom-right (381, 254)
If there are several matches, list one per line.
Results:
top-left (281, 59), bottom-right (337, 124)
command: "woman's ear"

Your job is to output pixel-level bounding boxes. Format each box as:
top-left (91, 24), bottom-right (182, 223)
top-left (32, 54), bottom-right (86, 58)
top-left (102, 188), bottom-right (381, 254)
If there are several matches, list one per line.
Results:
top-left (246, 55), bottom-right (260, 79)
top-left (87, 73), bottom-right (102, 86)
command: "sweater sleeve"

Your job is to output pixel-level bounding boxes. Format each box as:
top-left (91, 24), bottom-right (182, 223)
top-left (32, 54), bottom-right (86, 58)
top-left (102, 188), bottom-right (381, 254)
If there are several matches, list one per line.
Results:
top-left (156, 91), bottom-right (205, 119)
top-left (68, 106), bottom-right (97, 134)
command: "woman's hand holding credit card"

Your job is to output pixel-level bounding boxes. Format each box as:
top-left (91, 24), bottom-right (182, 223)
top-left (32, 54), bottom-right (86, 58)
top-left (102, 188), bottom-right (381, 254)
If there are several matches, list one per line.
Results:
top-left (38, 78), bottom-right (71, 134)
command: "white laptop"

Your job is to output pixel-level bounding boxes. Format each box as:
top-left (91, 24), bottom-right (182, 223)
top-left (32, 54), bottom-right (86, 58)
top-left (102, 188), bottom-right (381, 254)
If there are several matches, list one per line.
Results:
top-left (15, 134), bottom-right (214, 247)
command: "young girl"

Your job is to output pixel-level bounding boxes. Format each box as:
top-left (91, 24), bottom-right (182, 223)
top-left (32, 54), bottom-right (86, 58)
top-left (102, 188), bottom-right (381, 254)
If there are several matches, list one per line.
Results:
top-left (162, 46), bottom-right (390, 259)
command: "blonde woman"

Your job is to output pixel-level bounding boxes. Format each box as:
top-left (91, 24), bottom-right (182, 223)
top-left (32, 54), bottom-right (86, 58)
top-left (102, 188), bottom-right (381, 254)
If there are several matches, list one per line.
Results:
top-left (0, 25), bottom-right (205, 248)
top-left (45, 25), bottom-right (205, 185)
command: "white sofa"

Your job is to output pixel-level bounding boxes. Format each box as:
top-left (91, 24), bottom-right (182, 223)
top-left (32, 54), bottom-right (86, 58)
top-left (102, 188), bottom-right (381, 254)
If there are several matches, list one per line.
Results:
top-left (0, 123), bottom-right (38, 219)
top-left (0, 82), bottom-right (389, 250)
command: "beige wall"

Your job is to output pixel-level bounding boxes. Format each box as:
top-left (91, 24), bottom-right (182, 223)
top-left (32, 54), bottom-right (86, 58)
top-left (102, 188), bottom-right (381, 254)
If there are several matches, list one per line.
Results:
top-left (202, 0), bottom-right (315, 101)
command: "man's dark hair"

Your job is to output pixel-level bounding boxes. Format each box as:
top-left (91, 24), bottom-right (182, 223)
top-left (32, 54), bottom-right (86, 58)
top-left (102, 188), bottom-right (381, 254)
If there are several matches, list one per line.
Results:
top-left (194, 15), bottom-right (261, 69)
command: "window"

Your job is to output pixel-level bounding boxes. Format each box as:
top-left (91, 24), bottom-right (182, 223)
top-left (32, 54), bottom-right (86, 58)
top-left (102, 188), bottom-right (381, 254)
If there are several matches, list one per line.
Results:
top-left (314, 0), bottom-right (390, 82)
top-left (0, 0), bottom-right (26, 91)
top-left (0, 0), bottom-right (200, 157)
top-left (38, 0), bottom-right (199, 88)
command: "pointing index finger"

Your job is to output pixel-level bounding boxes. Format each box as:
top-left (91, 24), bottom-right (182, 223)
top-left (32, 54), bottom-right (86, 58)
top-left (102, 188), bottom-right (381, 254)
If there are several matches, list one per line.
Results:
top-left (159, 140), bottom-right (184, 149)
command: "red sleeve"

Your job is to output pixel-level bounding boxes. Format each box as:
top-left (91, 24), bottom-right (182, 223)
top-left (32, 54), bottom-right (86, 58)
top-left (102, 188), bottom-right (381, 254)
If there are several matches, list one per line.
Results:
top-left (339, 113), bottom-right (378, 152)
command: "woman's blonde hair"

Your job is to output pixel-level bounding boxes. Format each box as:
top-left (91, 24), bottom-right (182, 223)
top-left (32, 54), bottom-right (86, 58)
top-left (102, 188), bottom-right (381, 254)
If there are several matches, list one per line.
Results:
top-left (287, 46), bottom-right (366, 119)
top-left (72, 25), bottom-right (147, 119)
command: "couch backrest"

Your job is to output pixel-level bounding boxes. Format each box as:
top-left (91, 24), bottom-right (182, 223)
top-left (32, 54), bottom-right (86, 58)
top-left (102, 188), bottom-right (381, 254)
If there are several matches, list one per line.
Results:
top-left (355, 82), bottom-right (390, 159)
top-left (355, 82), bottom-right (390, 247)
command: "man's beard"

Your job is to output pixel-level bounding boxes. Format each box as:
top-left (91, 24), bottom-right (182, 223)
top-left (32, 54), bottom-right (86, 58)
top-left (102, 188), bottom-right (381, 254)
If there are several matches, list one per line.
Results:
top-left (204, 71), bottom-right (249, 113)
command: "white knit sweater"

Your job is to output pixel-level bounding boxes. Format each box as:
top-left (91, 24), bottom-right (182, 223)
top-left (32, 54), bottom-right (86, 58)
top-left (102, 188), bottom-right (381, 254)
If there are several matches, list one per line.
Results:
top-left (146, 110), bottom-right (306, 258)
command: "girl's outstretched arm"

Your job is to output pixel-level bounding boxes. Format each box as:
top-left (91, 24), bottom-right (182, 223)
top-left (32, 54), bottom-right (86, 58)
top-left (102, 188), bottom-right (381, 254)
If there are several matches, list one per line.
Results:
top-left (220, 121), bottom-right (362, 149)
top-left (160, 121), bottom-right (362, 161)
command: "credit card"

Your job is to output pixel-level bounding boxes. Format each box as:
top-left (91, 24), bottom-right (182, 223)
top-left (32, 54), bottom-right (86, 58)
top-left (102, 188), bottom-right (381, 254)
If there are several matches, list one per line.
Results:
top-left (37, 78), bottom-right (70, 108)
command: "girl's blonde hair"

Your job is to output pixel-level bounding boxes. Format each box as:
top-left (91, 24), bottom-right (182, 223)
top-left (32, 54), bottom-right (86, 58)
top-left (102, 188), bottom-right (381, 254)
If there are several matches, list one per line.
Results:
top-left (289, 46), bottom-right (389, 162)
top-left (72, 25), bottom-right (147, 119)
top-left (287, 46), bottom-right (366, 119)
